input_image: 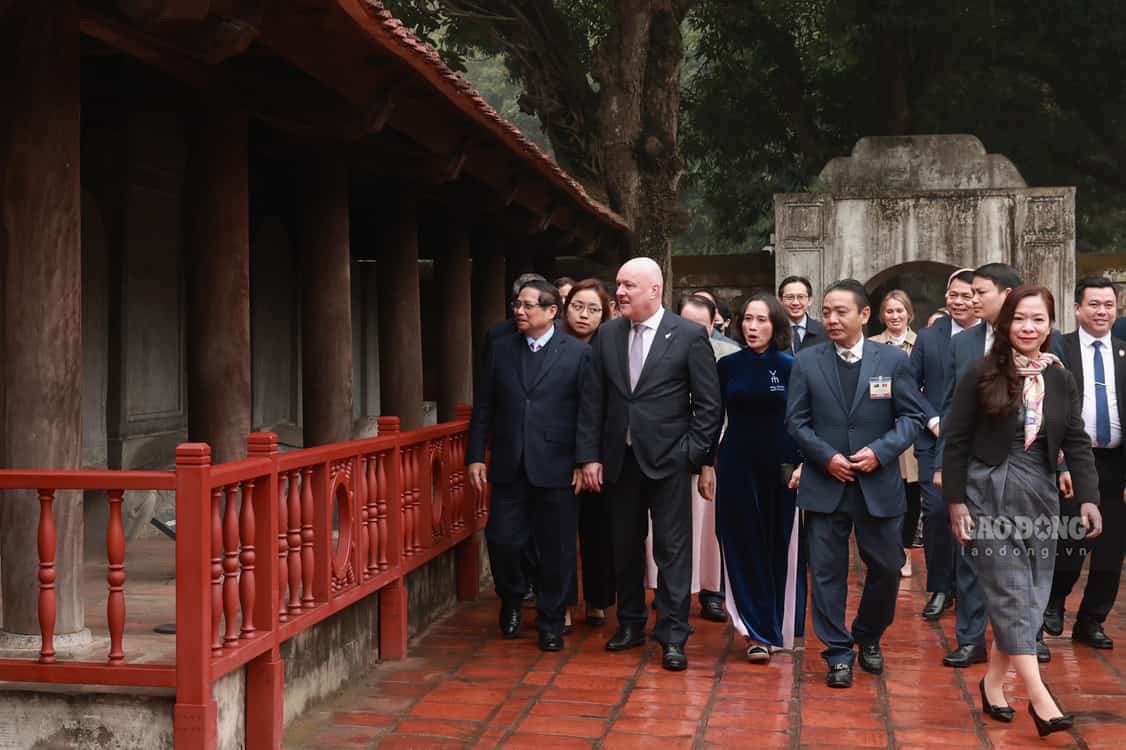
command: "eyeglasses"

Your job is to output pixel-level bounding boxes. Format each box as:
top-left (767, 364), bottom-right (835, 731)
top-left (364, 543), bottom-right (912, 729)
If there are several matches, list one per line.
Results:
top-left (512, 300), bottom-right (550, 312)
top-left (781, 294), bottom-right (809, 302)
top-left (569, 302), bottom-right (602, 316)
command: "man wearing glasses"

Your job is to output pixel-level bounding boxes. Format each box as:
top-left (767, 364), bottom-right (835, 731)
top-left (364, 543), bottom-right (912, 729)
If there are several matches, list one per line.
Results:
top-left (468, 280), bottom-right (590, 651)
top-left (779, 276), bottom-right (826, 353)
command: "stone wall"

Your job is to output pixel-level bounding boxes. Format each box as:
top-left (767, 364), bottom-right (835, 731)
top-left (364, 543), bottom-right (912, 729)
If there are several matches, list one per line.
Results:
top-left (775, 136), bottom-right (1077, 331)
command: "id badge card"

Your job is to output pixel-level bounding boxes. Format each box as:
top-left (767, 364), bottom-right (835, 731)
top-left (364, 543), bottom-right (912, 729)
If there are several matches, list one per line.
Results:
top-left (869, 376), bottom-right (892, 400)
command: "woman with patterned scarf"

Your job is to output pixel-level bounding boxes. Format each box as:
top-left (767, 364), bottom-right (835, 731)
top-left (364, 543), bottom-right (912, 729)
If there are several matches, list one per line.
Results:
top-left (943, 286), bottom-right (1103, 738)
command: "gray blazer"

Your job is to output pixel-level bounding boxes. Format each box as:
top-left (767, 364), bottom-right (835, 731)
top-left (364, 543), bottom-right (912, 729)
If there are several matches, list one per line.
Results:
top-left (786, 339), bottom-right (927, 518)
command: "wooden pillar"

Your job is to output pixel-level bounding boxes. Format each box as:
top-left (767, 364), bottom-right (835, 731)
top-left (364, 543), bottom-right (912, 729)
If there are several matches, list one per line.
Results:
top-left (435, 224), bottom-right (472, 422)
top-left (472, 240), bottom-right (507, 355)
top-left (186, 109), bottom-right (251, 464)
top-left (0, 2), bottom-right (84, 637)
top-left (298, 159), bottom-right (354, 445)
top-left (377, 193), bottom-right (424, 431)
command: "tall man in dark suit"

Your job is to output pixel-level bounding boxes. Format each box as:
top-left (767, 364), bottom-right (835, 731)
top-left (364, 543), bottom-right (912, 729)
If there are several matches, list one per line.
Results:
top-left (1044, 277), bottom-right (1126, 651)
top-left (786, 279), bottom-right (926, 687)
top-left (779, 275), bottom-right (827, 352)
top-left (577, 257), bottom-right (723, 671)
top-left (908, 269), bottom-right (978, 621)
top-left (467, 280), bottom-right (590, 652)
top-left (933, 262), bottom-right (1037, 666)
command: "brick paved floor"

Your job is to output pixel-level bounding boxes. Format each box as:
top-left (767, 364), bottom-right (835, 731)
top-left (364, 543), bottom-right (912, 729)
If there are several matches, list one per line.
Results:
top-left (286, 548), bottom-right (1126, 749)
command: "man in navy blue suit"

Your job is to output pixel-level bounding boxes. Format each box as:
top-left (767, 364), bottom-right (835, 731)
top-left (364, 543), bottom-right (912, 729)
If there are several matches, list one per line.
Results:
top-left (467, 280), bottom-right (590, 652)
top-left (909, 269), bottom-right (977, 621)
top-left (786, 279), bottom-right (927, 688)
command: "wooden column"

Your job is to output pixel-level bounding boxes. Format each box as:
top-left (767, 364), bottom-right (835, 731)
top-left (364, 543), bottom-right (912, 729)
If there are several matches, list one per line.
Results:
top-left (298, 159), bottom-right (354, 445)
top-left (0, 2), bottom-right (85, 637)
top-left (377, 193), bottom-right (424, 431)
top-left (186, 109), bottom-right (251, 464)
top-left (472, 240), bottom-right (507, 358)
top-left (435, 224), bottom-right (472, 422)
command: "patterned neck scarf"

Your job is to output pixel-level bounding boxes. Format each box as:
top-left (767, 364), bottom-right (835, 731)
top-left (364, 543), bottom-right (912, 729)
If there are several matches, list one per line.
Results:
top-left (1012, 350), bottom-right (1061, 450)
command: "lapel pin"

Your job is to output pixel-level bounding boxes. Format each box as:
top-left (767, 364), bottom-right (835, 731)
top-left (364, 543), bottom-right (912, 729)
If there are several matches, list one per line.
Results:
top-left (665, 332), bottom-right (672, 339)
top-left (1120, 349), bottom-right (1124, 357)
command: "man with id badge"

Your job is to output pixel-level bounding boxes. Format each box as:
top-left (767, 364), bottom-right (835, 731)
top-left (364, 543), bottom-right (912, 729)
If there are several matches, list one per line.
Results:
top-left (786, 279), bottom-right (928, 688)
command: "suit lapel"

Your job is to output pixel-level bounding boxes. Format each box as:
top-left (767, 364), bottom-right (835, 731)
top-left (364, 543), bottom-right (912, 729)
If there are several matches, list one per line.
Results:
top-left (613, 319), bottom-right (631, 392)
top-left (634, 313), bottom-right (676, 393)
top-left (1112, 336), bottom-right (1126, 430)
top-left (817, 343), bottom-right (847, 410)
top-left (850, 341), bottom-right (880, 415)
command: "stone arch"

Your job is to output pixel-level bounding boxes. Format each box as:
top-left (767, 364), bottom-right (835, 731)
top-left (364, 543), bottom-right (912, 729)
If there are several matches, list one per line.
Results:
top-left (865, 260), bottom-right (957, 336)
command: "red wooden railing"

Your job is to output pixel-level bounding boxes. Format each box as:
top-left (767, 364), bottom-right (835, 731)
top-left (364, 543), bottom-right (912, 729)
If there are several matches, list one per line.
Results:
top-left (0, 407), bottom-right (486, 749)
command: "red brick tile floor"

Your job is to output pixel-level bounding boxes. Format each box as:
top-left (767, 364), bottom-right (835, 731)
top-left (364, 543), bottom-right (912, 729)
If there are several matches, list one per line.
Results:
top-left (285, 547), bottom-right (1126, 749)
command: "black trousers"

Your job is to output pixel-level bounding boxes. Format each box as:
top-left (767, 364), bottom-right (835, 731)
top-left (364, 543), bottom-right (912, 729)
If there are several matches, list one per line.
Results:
top-left (568, 490), bottom-right (616, 609)
top-left (806, 484), bottom-right (904, 665)
top-left (485, 467), bottom-right (577, 636)
top-left (1049, 448), bottom-right (1126, 625)
top-left (609, 447), bottom-right (693, 645)
top-left (901, 480), bottom-right (922, 548)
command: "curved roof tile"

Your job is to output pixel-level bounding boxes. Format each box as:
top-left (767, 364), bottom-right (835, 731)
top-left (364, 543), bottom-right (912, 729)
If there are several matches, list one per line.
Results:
top-left (343, 0), bottom-right (628, 232)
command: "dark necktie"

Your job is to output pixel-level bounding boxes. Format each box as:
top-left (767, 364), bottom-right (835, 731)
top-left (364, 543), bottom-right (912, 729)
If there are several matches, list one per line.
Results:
top-left (1093, 340), bottom-right (1111, 447)
top-left (792, 324), bottom-right (804, 353)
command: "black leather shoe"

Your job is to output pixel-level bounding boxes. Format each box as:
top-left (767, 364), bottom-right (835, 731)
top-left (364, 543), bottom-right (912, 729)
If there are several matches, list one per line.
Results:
top-left (1073, 620), bottom-right (1114, 649)
top-left (585, 608), bottom-right (607, 627)
top-left (1042, 600), bottom-right (1065, 636)
top-left (499, 606), bottom-right (522, 639)
top-left (605, 625), bottom-right (645, 652)
top-left (1030, 701), bottom-right (1073, 737)
top-left (858, 644), bottom-right (884, 674)
top-left (700, 600), bottom-right (727, 623)
top-left (826, 663), bottom-right (853, 688)
top-left (922, 592), bottom-right (955, 621)
top-left (979, 679), bottom-right (1014, 723)
top-left (661, 642), bottom-right (688, 671)
top-left (522, 584), bottom-right (537, 608)
top-left (539, 631), bottom-right (564, 652)
top-left (943, 643), bottom-right (987, 667)
top-left (1037, 639), bottom-right (1052, 663)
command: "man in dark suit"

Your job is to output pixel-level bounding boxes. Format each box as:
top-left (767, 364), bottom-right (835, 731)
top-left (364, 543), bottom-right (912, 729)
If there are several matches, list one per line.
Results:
top-left (1044, 277), bottom-right (1126, 651)
top-left (909, 268), bottom-right (978, 621)
top-left (577, 257), bottom-right (723, 671)
top-left (467, 280), bottom-right (590, 651)
top-left (786, 279), bottom-right (927, 688)
top-left (933, 262), bottom-right (1042, 666)
top-left (779, 275), bottom-right (827, 352)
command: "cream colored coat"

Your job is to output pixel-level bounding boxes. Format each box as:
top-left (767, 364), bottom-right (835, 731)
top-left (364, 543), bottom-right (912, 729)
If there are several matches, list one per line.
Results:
top-left (870, 329), bottom-right (919, 483)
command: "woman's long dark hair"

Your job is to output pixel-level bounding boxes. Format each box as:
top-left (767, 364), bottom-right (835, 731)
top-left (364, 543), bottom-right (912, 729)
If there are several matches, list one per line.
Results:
top-left (735, 291), bottom-right (792, 352)
top-left (978, 285), bottom-right (1056, 417)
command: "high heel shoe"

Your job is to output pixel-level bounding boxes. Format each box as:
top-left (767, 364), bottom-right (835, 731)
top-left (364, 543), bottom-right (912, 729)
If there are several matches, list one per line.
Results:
top-left (979, 679), bottom-right (1014, 722)
top-left (1029, 701), bottom-right (1073, 737)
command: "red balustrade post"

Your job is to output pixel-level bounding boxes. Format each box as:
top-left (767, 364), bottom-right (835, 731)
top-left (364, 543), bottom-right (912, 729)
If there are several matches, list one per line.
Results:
top-left (210, 488), bottom-right (223, 654)
top-left (300, 467), bottom-right (315, 609)
top-left (377, 416), bottom-right (407, 659)
top-left (238, 479), bottom-right (257, 638)
top-left (313, 463), bottom-right (332, 603)
top-left (375, 453), bottom-right (388, 570)
top-left (287, 471), bottom-right (303, 614)
top-left (365, 454), bottom-right (379, 575)
top-left (355, 456), bottom-right (369, 581)
top-left (106, 489), bottom-right (126, 663)
top-left (175, 443), bottom-right (218, 749)
top-left (276, 475), bottom-right (288, 623)
top-left (245, 432), bottom-right (284, 750)
top-left (37, 490), bottom-right (57, 664)
top-left (222, 484), bottom-right (241, 646)
top-left (410, 446), bottom-right (421, 553)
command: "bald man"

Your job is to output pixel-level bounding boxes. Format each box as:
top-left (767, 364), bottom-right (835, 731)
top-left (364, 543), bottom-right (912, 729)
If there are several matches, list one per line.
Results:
top-left (576, 257), bottom-right (723, 671)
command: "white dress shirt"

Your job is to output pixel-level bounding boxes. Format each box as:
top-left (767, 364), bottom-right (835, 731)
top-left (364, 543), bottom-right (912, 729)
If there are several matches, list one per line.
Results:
top-left (628, 306), bottom-right (666, 367)
top-left (1078, 327), bottom-right (1121, 448)
top-left (525, 325), bottom-right (555, 352)
top-left (984, 325), bottom-right (995, 354)
top-left (834, 336), bottom-right (865, 363)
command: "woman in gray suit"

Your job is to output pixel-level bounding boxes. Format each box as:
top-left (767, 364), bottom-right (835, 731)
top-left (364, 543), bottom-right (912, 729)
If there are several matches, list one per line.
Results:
top-left (943, 286), bottom-right (1102, 737)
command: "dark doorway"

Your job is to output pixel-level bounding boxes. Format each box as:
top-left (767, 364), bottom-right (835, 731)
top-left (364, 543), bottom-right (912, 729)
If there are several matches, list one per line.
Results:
top-left (866, 260), bottom-right (959, 337)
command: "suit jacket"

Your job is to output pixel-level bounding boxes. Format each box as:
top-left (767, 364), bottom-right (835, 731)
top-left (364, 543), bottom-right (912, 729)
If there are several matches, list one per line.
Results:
top-left (467, 329), bottom-right (590, 488)
top-left (793, 317), bottom-right (826, 352)
top-left (785, 339), bottom-right (927, 517)
top-left (941, 359), bottom-right (1098, 505)
top-left (576, 311), bottom-right (723, 482)
top-left (1057, 330), bottom-right (1126, 463)
top-left (935, 323), bottom-right (1064, 468)
top-left (908, 317), bottom-right (955, 456)
top-left (1113, 317), bottom-right (1126, 343)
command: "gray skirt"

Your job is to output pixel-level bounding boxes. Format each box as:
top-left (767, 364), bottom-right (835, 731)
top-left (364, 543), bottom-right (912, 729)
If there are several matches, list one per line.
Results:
top-left (964, 432), bottom-right (1058, 655)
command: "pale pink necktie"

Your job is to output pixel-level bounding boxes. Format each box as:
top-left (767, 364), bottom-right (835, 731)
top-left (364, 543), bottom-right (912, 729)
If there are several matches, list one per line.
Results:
top-left (629, 324), bottom-right (645, 391)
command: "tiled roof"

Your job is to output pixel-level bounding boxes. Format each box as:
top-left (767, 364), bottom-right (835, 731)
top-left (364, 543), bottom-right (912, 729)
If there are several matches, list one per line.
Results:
top-left (344, 0), bottom-right (629, 232)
